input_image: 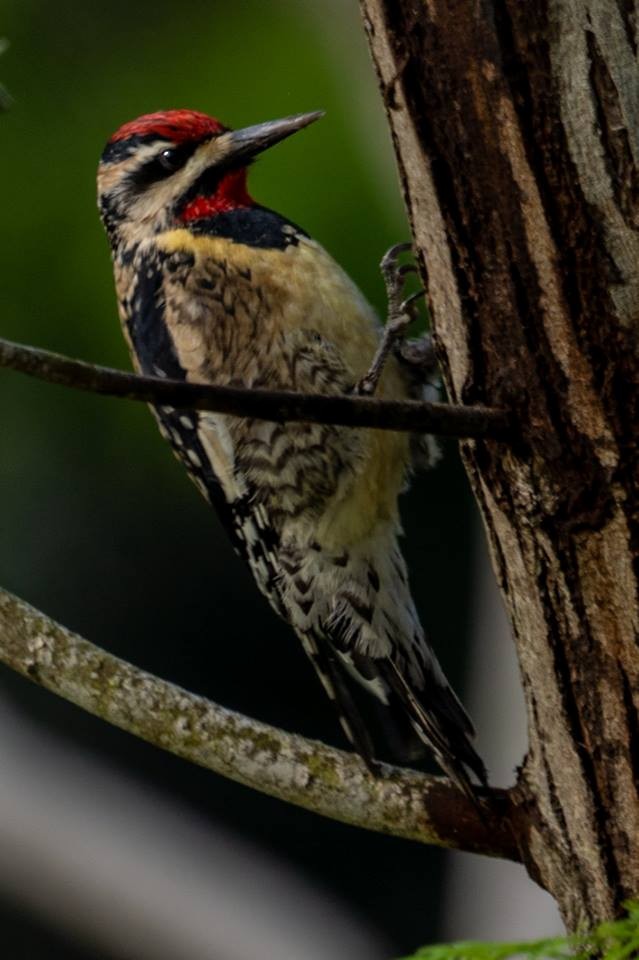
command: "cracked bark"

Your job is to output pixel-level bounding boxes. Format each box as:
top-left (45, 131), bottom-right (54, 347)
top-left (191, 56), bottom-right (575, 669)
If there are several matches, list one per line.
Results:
top-left (361, 0), bottom-right (639, 934)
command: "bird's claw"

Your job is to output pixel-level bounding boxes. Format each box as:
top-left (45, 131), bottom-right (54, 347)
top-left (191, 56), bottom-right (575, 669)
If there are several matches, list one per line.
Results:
top-left (380, 241), bottom-right (413, 273)
top-left (400, 287), bottom-right (425, 314)
top-left (357, 243), bottom-right (424, 397)
top-left (380, 242), bottom-right (415, 309)
top-left (398, 263), bottom-right (418, 279)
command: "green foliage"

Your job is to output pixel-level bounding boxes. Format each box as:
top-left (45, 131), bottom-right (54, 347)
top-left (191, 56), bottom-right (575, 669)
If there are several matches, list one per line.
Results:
top-left (400, 903), bottom-right (639, 960)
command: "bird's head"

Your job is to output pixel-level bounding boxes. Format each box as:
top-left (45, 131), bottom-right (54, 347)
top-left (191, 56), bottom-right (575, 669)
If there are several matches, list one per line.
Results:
top-left (97, 108), bottom-right (323, 245)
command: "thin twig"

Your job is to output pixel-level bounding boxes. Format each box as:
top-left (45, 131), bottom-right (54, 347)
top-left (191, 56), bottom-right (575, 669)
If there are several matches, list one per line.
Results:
top-left (0, 587), bottom-right (519, 860)
top-left (0, 335), bottom-right (513, 440)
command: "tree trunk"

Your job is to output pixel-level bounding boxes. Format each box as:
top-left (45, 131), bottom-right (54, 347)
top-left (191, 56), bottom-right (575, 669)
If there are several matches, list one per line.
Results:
top-left (361, 0), bottom-right (639, 933)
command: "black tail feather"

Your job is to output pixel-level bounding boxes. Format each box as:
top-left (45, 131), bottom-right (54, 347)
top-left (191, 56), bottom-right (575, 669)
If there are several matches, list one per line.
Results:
top-left (380, 659), bottom-right (487, 799)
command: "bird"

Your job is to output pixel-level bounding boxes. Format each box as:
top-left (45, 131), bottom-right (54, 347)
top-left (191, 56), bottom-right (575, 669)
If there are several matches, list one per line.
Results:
top-left (97, 107), bottom-right (487, 797)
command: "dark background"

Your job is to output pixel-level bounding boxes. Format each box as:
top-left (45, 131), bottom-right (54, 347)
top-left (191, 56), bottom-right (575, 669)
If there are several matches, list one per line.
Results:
top-left (0, 1), bottom-right (478, 955)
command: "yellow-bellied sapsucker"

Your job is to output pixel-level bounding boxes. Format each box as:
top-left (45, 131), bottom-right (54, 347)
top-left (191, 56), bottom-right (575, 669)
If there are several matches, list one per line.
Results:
top-left (97, 108), bottom-right (486, 795)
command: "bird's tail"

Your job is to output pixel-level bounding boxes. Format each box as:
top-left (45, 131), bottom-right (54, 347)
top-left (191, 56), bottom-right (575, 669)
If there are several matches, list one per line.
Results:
top-left (282, 530), bottom-right (487, 796)
top-left (322, 541), bottom-right (487, 798)
top-left (378, 657), bottom-right (487, 799)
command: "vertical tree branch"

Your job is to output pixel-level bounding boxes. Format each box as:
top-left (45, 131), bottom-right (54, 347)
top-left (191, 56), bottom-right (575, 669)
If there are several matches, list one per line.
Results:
top-left (361, 0), bottom-right (639, 931)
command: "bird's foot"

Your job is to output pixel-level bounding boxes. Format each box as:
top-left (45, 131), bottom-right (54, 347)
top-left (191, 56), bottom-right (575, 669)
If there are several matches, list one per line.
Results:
top-left (357, 242), bottom-right (425, 396)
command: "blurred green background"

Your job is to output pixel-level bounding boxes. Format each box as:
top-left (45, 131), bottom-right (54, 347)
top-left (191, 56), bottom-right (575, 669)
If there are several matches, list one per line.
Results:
top-left (0, 1), bottom-right (477, 956)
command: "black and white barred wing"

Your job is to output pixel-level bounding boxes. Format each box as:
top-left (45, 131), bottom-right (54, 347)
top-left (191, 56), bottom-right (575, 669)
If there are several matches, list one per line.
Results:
top-left (278, 521), bottom-right (486, 790)
top-left (119, 244), bottom-right (288, 614)
top-left (121, 244), bottom-right (370, 711)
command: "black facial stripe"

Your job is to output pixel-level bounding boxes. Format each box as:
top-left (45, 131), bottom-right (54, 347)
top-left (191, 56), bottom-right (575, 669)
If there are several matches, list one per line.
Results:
top-left (128, 140), bottom-right (201, 189)
top-left (173, 158), bottom-right (252, 215)
top-left (100, 133), bottom-right (216, 186)
top-left (101, 133), bottom-right (161, 164)
top-left (177, 163), bottom-right (224, 207)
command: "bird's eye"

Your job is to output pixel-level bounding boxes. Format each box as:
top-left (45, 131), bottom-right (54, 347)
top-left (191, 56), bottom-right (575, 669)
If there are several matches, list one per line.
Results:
top-left (131, 141), bottom-right (198, 189)
top-left (159, 148), bottom-right (182, 172)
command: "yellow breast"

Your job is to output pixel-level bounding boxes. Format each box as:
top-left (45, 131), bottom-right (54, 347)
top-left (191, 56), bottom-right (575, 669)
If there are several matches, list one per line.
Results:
top-left (157, 229), bottom-right (412, 546)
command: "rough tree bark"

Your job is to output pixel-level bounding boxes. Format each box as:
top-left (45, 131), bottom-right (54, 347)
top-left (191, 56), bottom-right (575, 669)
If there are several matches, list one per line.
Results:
top-left (361, 0), bottom-right (639, 933)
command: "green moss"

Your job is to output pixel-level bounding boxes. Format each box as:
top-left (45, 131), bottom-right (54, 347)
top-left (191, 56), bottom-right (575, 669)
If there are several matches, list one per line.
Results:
top-left (305, 749), bottom-right (341, 789)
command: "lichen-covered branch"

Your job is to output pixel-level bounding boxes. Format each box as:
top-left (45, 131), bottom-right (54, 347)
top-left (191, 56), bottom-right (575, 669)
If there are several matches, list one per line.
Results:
top-left (0, 587), bottom-right (518, 860)
top-left (0, 335), bottom-right (512, 440)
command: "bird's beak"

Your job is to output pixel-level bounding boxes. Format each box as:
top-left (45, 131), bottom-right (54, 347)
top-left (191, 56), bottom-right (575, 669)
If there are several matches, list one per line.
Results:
top-left (220, 111), bottom-right (324, 164)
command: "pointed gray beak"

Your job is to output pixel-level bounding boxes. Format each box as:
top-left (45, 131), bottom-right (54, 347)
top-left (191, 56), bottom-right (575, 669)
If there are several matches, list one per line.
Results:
top-left (223, 111), bottom-right (324, 163)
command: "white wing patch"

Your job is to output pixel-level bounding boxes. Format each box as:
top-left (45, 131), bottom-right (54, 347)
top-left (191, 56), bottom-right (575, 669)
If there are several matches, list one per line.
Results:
top-left (335, 649), bottom-right (389, 704)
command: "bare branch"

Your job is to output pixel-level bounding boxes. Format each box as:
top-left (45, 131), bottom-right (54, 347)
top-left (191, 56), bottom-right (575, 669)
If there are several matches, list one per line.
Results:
top-left (0, 586), bottom-right (519, 861)
top-left (0, 335), bottom-right (513, 440)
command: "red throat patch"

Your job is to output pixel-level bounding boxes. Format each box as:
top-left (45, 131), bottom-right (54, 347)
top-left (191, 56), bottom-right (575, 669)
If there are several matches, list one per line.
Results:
top-left (109, 109), bottom-right (226, 145)
top-left (180, 168), bottom-right (254, 221)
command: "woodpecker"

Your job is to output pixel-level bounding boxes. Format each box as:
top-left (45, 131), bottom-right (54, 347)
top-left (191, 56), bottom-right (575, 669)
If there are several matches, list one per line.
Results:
top-left (97, 108), bottom-right (487, 796)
